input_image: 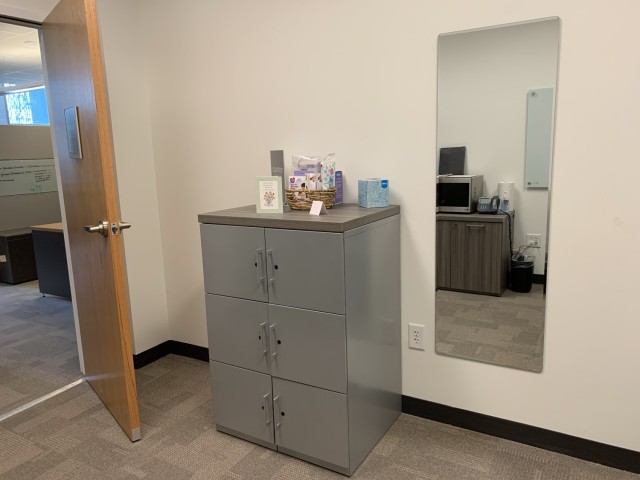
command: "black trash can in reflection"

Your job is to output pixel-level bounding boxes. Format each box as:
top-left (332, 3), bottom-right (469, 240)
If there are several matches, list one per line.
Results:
top-left (510, 256), bottom-right (535, 293)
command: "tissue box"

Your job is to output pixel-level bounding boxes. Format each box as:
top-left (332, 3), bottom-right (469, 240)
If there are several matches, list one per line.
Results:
top-left (358, 178), bottom-right (389, 208)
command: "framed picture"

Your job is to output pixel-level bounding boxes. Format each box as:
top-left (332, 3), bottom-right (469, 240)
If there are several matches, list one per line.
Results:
top-left (256, 176), bottom-right (283, 214)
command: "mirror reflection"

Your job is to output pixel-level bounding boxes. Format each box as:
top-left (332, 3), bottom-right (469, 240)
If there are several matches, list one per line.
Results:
top-left (435, 18), bottom-right (560, 372)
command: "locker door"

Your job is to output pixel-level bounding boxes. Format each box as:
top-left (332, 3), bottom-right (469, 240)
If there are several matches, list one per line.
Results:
top-left (200, 224), bottom-right (267, 302)
top-left (269, 305), bottom-right (347, 393)
top-left (265, 229), bottom-right (345, 314)
top-left (206, 295), bottom-right (270, 374)
top-left (273, 378), bottom-right (349, 469)
top-left (210, 362), bottom-right (275, 448)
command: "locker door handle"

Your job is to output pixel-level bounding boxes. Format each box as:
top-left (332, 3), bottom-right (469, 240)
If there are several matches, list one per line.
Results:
top-left (267, 249), bottom-right (275, 284)
top-left (263, 393), bottom-right (272, 425)
top-left (259, 322), bottom-right (268, 355)
top-left (269, 324), bottom-right (278, 358)
top-left (273, 395), bottom-right (281, 429)
top-left (256, 249), bottom-right (265, 285)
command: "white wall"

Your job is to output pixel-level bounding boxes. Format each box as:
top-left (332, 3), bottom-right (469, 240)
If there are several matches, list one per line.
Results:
top-left (95, 0), bottom-right (170, 354)
top-left (0, 125), bottom-right (61, 231)
top-left (438, 19), bottom-right (559, 274)
top-left (133, 0), bottom-right (640, 452)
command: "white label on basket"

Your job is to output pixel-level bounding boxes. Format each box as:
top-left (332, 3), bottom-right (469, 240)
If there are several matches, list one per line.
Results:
top-left (309, 201), bottom-right (327, 216)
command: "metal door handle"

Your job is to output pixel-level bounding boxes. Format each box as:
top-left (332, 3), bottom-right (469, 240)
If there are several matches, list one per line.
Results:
top-left (269, 324), bottom-right (278, 358)
top-left (267, 249), bottom-right (275, 285)
top-left (263, 393), bottom-right (272, 425)
top-left (273, 395), bottom-right (281, 429)
top-left (256, 249), bottom-right (265, 285)
top-left (84, 220), bottom-right (109, 237)
top-left (110, 221), bottom-right (132, 236)
top-left (466, 224), bottom-right (486, 229)
top-left (259, 322), bottom-right (268, 355)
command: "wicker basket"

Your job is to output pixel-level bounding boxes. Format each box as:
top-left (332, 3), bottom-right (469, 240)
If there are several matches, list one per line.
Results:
top-left (286, 188), bottom-right (336, 210)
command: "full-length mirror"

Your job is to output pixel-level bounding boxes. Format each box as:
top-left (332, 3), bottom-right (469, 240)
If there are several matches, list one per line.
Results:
top-left (435, 18), bottom-right (560, 372)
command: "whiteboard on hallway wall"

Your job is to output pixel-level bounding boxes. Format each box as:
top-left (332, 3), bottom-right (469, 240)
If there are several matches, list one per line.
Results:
top-left (0, 158), bottom-right (57, 196)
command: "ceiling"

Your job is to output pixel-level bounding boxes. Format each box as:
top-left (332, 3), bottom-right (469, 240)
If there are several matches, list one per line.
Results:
top-left (0, 0), bottom-right (58, 22)
top-left (0, 22), bottom-right (43, 88)
top-left (0, 0), bottom-right (59, 90)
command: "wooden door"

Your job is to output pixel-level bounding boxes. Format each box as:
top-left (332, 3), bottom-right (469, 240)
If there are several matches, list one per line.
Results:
top-left (41, 0), bottom-right (140, 441)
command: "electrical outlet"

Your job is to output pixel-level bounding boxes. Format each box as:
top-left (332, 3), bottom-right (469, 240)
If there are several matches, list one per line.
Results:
top-left (526, 234), bottom-right (542, 248)
top-left (408, 323), bottom-right (425, 350)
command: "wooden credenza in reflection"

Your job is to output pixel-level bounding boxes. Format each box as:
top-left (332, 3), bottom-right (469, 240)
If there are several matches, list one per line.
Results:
top-left (436, 212), bottom-right (511, 296)
top-left (31, 223), bottom-right (71, 299)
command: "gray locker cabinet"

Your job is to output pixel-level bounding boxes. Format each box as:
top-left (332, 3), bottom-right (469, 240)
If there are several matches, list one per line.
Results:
top-left (199, 204), bottom-right (401, 476)
top-left (206, 297), bottom-right (347, 392)
top-left (273, 378), bottom-right (349, 472)
top-left (210, 361), bottom-right (275, 449)
top-left (200, 224), bottom-right (268, 302)
top-left (206, 294), bottom-right (270, 374)
top-left (265, 229), bottom-right (345, 314)
top-left (269, 305), bottom-right (347, 393)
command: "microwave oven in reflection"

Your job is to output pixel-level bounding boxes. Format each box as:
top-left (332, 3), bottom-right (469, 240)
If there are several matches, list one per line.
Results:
top-left (436, 175), bottom-right (483, 213)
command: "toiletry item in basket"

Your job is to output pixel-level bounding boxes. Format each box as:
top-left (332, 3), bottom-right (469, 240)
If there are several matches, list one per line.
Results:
top-left (335, 171), bottom-right (343, 204)
top-left (288, 175), bottom-right (306, 190)
top-left (292, 155), bottom-right (321, 174)
top-left (306, 173), bottom-right (319, 191)
top-left (321, 153), bottom-right (336, 190)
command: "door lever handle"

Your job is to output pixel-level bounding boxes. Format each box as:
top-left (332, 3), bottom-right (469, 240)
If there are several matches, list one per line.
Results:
top-left (84, 220), bottom-right (109, 237)
top-left (110, 221), bottom-right (132, 236)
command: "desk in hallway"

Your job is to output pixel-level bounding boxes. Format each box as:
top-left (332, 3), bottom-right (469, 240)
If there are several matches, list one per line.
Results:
top-left (31, 222), bottom-right (71, 299)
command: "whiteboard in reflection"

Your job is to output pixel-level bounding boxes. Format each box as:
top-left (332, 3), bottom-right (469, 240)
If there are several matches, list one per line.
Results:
top-left (0, 158), bottom-right (58, 196)
top-left (525, 87), bottom-right (554, 189)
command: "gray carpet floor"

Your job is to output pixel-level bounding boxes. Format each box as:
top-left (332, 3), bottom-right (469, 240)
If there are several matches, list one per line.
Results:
top-left (0, 281), bottom-right (80, 415)
top-left (435, 284), bottom-right (545, 372)
top-left (1, 282), bottom-right (636, 479)
top-left (0, 354), bottom-right (638, 479)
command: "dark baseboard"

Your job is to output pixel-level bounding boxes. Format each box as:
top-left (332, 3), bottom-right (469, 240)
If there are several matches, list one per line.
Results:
top-left (133, 341), bottom-right (208, 369)
top-left (402, 396), bottom-right (640, 474)
top-left (134, 345), bottom-right (638, 473)
top-left (532, 274), bottom-right (545, 284)
top-left (132, 341), bottom-right (172, 369)
top-left (170, 340), bottom-right (209, 362)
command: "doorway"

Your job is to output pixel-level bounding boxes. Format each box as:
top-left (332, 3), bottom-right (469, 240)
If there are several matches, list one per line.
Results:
top-left (1, 0), bottom-right (141, 441)
top-left (0, 18), bottom-right (83, 417)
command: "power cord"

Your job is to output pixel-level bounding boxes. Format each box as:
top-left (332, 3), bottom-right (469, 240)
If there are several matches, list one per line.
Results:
top-left (498, 210), bottom-right (514, 261)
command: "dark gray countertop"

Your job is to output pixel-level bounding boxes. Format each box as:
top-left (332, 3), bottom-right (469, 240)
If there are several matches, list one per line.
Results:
top-left (198, 204), bottom-right (400, 233)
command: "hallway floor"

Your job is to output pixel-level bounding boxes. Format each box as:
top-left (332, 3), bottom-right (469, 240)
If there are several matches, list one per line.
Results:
top-left (0, 281), bottom-right (79, 416)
